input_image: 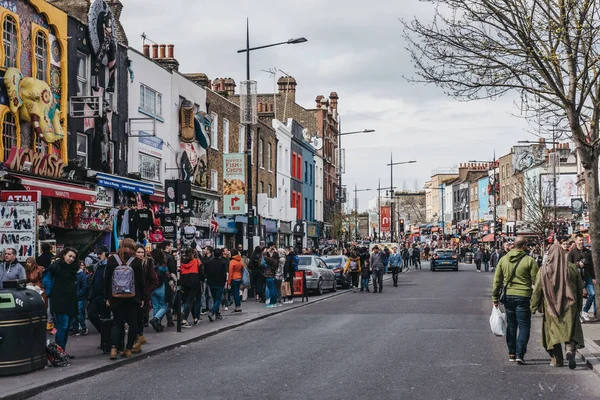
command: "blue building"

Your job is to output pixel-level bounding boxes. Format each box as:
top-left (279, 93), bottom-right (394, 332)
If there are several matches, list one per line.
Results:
top-left (290, 120), bottom-right (316, 223)
top-left (478, 176), bottom-right (490, 219)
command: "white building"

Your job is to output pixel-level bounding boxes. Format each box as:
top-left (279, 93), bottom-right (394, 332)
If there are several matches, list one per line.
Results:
top-left (314, 154), bottom-right (324, 222)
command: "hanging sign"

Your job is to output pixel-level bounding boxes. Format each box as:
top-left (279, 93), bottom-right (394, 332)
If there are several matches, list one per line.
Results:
top-left (223, 153), bottom-right (246, 215)
top-left (380, 206), bottom-right (391, 232)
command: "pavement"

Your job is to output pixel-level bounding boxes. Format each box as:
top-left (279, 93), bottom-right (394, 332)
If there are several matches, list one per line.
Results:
top-left (23, 262), bottom-right (600, 400)
top-left (0, 285), bottom-right (349, 400)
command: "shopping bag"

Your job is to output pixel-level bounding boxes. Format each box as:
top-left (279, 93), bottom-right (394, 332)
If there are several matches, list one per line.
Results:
top-left (241, 268), bottom-right (251, 289)
top-left (281, 281), bottom-right (292, 297)
top-left (489, 306), bottom-right (507, 336)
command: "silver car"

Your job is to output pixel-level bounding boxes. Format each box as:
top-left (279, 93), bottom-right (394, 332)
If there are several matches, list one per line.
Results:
top-left (297, 256), bottom-right (337, 295)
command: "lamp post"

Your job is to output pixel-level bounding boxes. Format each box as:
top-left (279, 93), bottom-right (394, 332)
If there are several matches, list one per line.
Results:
top-left (337, 126), bottom-right (374, 212)
top-left (387, 156), bottom-right (416, 242)
top-left (237, 20), bottom-right (306, 249)
top-left (353, 184), bottom-right (372, 240)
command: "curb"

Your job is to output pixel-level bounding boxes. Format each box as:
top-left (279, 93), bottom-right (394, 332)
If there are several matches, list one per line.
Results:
top-left (577, 338), bottom-right (600, 377)
top-left (2, 288), bottom-right (353, 400)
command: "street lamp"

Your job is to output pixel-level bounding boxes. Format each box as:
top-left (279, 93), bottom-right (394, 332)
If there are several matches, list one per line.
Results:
top-left (353, 184), bottom-right (372, 240)
top-left (237, 19), bottom-right (306, 248)
top-left (387, 156), bottom-right (416, 242)
top-left (337, 126), bottom-right (375, 212)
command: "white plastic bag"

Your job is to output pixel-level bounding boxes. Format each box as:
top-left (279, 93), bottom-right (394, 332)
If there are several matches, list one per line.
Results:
top-left (489, 306), bottom-right (507, 336)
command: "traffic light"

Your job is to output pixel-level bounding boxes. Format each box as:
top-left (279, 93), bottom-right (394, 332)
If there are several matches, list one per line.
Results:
top-left (495, 219), bottom-right (503, 235)
top-left (399, 219), bottom-right (405, 234)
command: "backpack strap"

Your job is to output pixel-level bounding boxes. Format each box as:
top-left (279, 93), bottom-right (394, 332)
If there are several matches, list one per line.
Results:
top-left (126, 257), bottom-right (135, 266)
top-left (113, 254), bottom-right (122, 265)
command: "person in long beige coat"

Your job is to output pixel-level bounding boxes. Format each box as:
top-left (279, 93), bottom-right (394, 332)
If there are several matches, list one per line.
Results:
top-left (530, 243), bottom-right (584, 369)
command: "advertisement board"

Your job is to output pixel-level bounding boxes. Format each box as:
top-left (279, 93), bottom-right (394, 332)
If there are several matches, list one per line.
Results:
top-left (223, 153), bottom-right (246, 215)
top-left (380, 206), bottom-right (391, 232)
top-left (0, 202), bottom-right (36, 262)
top-left (541, 174), bottom-right (577, 207)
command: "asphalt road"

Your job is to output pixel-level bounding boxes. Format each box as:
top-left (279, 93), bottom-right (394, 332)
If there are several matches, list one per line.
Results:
top-left (33, 262), bottom-right (600, 400)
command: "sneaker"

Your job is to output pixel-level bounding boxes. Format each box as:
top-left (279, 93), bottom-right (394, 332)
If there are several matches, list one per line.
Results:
top-left (566, 351), bottom-right (577, 370)
top-left (207, 312), bottom-right (214, 322)
top-left (181, 320), bottom-right (193, 328)
top-left (516, 358), bottom-right (526, 365)
top-left (82, 328), bottom-right (89, 336)
top-left (223, 306), bottom-right (229, 311)
top-left (277, 303), bottom-right (283, 307)
top-left (283, 300), bottom-right (289, 304)
top-left (352, 287), bottom-right (356, 293)
top-left (265, 304), bottom-right (272, 309)
top-left (509, 354), bottom-right (516, 362)
top-left (233, 308), bottom-right (242, 313)
top-left (193, 319), bottom-right (200, 326)
top-left (582, 312), bottom-right (591, 322)
top-left (287, 300), bottom-right (294, 304)
top-left (216, 314), bottom-right (223, 320)
top-left (201, 309), bottom-right (208, 315)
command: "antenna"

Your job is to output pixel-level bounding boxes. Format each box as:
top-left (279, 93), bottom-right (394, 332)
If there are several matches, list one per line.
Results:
top-left (141, 32), bottom-right (157, 47)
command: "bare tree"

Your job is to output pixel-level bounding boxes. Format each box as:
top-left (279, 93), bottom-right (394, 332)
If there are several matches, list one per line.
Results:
top-left (516, 174), bottom-right (555, 239)
top-left (396, 193), bottom-right (427, 225)
top-left (402, 0), bottom-right (600, 302)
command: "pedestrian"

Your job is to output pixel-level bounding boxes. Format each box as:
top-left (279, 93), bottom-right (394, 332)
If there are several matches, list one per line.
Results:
top-left (36, 242), bottom-right (54, 269)
top-left (149, 248), bottom-right (171, 332)
top-left (205, 248), bottom-right (228, 321)
top-left (25, 256), bottom-right (45, 295)
top-left (361, 256), bottom-right (371, 292)
top-left (262, 248), bottom-right (279, 308)
top-left (389, 246), bottom-right (402, 287)
top-left (483, 247), bottom-right (491, 272)
top-left (407, 246), bottom-right (414, 267)
top-left (492, 236), bottom-right (539, 364)
top-left (249, 246), bottom-right (264, 302)
top-left (568, 234), bottom-right (596, 321)
top-left (47, 247), bottom-right (79, 354)
top-left (132, 245), bottom-right (159, 351)
top-left (157, 241), bottom-right (176, 327)
top-left (490, 248), bottom-right (501, 272)
top-left (424, 244), bottom-right (430, 261)
top-left (401, 246), bottom-right (410, 270)
top-left (369, 246), bottom-right (385, 294)
top-left (228, 249), bottom-right (244, 313)
top-left (179, 247), bottom-right (203, 328)
top-left (88, 245), bottom-right (110, 334)
top-left (283, 247), bottom-right (297, 304)
top-left (0, 248), bottom-right (25, 288)
top-left (530, 243), bottom-right (584, 369)
top-left (71, 260), bottom-right (89, 336)
top-left (275, 249), bottom-right (286, 306)
top-left (105, 238), bottom-right (145, 360)
top-left (343, 251), bottom-right (362, 292)
top-left (413, 245), bottom-right (421, 269)
top-left (474, 246), bottom-right (483, 272)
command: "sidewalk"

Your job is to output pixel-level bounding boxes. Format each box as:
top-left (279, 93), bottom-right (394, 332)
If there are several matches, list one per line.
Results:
top-left (0, 289), bottom-right (348, 400)
top-left (578, 320), bottom-right (600, 374)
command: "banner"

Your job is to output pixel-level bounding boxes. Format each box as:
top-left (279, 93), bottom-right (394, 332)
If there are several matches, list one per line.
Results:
top-left (380, 206), bottom-right (391, 232)
top-left (223, 153), bottom-right (246, 215)
top-left (0, 202), bottom-right (36, 262)
top-left (513, 144), bottom-right (545, 173)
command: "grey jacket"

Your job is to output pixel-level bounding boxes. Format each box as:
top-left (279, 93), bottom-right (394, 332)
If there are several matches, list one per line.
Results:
top-left (369, 252), bottom-right (385, 270)
top-left (0, 261), bottom-right (26, 289)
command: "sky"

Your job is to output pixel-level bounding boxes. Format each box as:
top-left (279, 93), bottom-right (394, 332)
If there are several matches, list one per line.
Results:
top-left (120, 0), bottom-right (532, 213)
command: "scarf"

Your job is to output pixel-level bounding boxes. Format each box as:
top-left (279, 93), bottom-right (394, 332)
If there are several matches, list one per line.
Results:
top-left (541, 244), bottom-right (576, 318)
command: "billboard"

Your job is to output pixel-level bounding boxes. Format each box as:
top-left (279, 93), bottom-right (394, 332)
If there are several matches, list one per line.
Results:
top-left (380, 206), bottom-right (391, 232)
top-left (541, 174), bottom-right (577, 207)
top-left (513, 144), bottom-right (545, 173)
top-left (223, 153), bottom-right (246, 215)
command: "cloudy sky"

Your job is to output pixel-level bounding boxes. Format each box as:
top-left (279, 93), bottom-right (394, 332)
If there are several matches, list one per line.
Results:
top-left (121, 0), bottom-right (531, 212)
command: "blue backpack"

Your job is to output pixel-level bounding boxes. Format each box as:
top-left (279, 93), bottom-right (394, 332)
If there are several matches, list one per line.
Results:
top-left (260, 256), bottom-right (268, 269)
top-left (293, 255), bottom-right (299, 271)
top-left (41, 264), bottom-right (60, 298)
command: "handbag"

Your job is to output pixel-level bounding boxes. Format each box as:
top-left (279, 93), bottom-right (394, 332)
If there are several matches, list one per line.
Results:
top-left (281, 281), bottom-right (292, 297)
top-left (241, 267), bottom-right (250, 288)
top-left (499, 256), bottom-right (525, 305)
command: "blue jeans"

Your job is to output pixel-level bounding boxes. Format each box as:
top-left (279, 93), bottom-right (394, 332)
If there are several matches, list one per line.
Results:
top-left (484, 261), bottom-right (489, 272)
top-left (584, 278), bottom-right (596, 313)
top-left (231, 279), bottom-right (242, 309)
top-left (151, 284), bottom-right (168, 321)
top-left (265, 277), bottom-right (277, 305)
top-left (362, 277), bottom-right (370, 291)
top-left (504, 295), bottom-right (531, 359)
top-left (209, 285), bottom-right (225, 315)
top-left (54, 313), bottom-right (72, 350)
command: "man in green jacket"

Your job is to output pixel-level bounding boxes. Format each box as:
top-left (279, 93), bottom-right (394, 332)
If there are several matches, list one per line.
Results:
top-left (492, 236), bottom-right (539, 364)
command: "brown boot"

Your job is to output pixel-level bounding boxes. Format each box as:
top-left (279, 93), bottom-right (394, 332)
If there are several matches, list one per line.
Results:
top-left (120, 349), bottom-right (132, 358)
top-left (137, 334), bottom-right (148, 345)
top-left (109, 347), bottom-right (118, 360)
top-left (131, 339), bottom-right (143, 354)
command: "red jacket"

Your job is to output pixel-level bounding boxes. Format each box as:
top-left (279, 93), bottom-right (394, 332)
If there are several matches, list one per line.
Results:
top-left (228, 255), bottom-right (244, 285)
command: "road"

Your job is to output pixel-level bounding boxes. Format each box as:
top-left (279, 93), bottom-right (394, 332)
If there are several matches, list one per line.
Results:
top-left (33, 262), bottom-right (600, 400)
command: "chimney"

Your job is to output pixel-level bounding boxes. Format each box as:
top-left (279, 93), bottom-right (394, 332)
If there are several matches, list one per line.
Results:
top-left (159, 44), bottom-right (166, 59)
top-left (185, 73), bottom-right (211, 88)
top-left (154, 44), bottom-right (180, 72)
top-left (329, 92), bottom-right (339, 109)
top-left (315, 95), bottom-right (324, 108)
top-left (223, 78), bottom-right (236, 97)
top-left (277, 76), bottom-right (297, 102)
top-left (143, 44), bottom-right (150, 57)
top-left (167, 44), bottom-right (174, 58)
top-left (151, 44), bottom-right (158, 58)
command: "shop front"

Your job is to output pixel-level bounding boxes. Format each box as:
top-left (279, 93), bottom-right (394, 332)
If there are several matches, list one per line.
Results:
top-left (293, 220), bottom-right (305, 250)
top-left (264, 218), bottom-right (278, 245)
top-left (306, 222), bottom-right (320, 249)
top-left (190, 185), bottom-right (220, 241)
top-left (279, 221), bottom-right (293, 247)
top-left (214, 215), bottom-right (236, 248)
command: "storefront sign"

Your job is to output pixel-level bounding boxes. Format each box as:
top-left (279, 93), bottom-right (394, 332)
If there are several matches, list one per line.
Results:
top-left (5, 147), bottom-right (65, 178)
top-left (96, 173), bottom-right (154, 195)
top-left (380, 206), bottom-right (391, 232)
top-left (87, 187), bottom-right (114, 208)
top-left (0, 190), bottom-right (42, 209)
top-left (279, 221), bottom-right (292, 234)
top-left (223, 153), bottom-right (246, 215)
top-left (139, 131), bottom-right (163, 158)
top-left (0, 201), bottom-right (36, 262)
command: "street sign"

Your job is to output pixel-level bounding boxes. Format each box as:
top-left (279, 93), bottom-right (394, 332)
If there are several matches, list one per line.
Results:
top-left (223, 153), bottom-right (246, 215)
top-left (483, 213), bottom-right (494, 221)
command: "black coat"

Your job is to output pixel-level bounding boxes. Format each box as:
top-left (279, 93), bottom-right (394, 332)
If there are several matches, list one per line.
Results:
top-left (36, 252), bottom-right (54, 269)
top-left (48, 259), bottom-right (79, 316)
top-left (204, 257), bottom-right (228, 286)
top-left (103, 254), bottom-right (145, 307)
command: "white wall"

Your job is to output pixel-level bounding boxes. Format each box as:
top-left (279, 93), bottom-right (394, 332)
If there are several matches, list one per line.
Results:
top-left (314, 154), bottom-right (324, 222)
top-left (273, 118), bottom-right (295, 221)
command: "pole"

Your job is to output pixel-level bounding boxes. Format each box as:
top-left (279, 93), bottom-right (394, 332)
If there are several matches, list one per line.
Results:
top-left (245, 19), bottom-right (254, 250)
top-left (390, 153), bottom-right (394, 243)
top-left (354, 183), bottom-right (358, 240)
top-left (492, 152), bottom-right (498, 249)
top-left (441, 185), bottom-right (445, 241)
top-left (338, 117), bottom-right (342, 214)
top-left (377, 179), bottom-right (381, 243)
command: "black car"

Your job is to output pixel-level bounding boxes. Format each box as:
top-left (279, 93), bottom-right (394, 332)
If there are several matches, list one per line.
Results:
top-left (431, 249), bottom-right (458, 271)
top-left (322, 256), bottom-right (351, 289)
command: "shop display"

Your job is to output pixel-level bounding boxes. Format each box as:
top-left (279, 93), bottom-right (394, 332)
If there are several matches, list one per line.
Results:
top-left (0, 202), bottom-right (37, 261)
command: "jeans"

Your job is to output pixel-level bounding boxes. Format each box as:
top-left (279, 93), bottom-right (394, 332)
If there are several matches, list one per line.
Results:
top-left (231, 279), bottom-right (242, 309)
top-left (475, 260), bottom-right (482, 271)
top-left (251, 269), bottom-right (264, 299)
top-left (584, 278), bottom-right (596, 313)
top-left (201, 281), bottom-right (213, 311)
top-left (504, 295), bottom-right (532, 359)
top-left (361, 277), bottom-right (370, 291)
top-left (350, 271), bottom-right (360, 288)
top-left (484, 261), bottom-right (490, 272)
top-left (209, 285), bottom-right (225, 315)
top-left (265, 277), bottom-right (277, 305)
top-left (54, 313), bottom-right (72, 350)
top-left (182, 284), bottom-right (200, 321)
top-left (391, 267), bottom-right (400, 286)
top-left (372, 269), bottom-right (384, 292)
top-left (112, 302), bottom-right (139, 350)
top-left (275, 279), bottom-right (282, 303)
top-left (151, 284), bottom-right (168, 321)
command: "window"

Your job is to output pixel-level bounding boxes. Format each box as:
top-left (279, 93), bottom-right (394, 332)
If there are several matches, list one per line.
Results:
top-left (297, 192), bottom-right (302, 220)
top-left (298, 155), bottom-right (303, 180)
top-left (211, 112), bottom-right (218, 150)
top-left (34, 30), bottom-right (48, 82)
top-left (310, 165), bottom-right (313, 184)
top-left (105, 67), bottom-right (117, 109)
top-left (2, 112), bottom-right (16, 161)
top-left (304, 198), bottom-right (308, 219)
top-left (223, 118), bottom-right (229, 153)
top-left (139, 153), bottom-right (161, 182)
top-left (292, 152), bottom-right (297, 178)
top-left (211, 170), bottom-right (218, 191)
top-left (260, 181), bottom-right (264, 193)
top-left (304, 161), bottom-right (308, 182)
top-left (3, 15), bottom-right (18, 69)
top-left (268, 183), bottom-right (272, 197)
top-left (238, 125), bottom-right (245, 153)
top-left (109, 141), bottom-right (115, 173)
top-left (267, 143), bottom-right (272, 171)
top-left (259, 139), bottom-right (264, 168)
top-left (76, 133), bottom-right (88, 167)
top-left (292, 190), bottom-right (296, 208)
top-left (35, 135), bottom-right (47, 154)
top-left (139, 84), bottom-right (162, 117)
top-left (75, 52), bottom-right (90, 97)
top-left (278, 145), bottom-right (282, 169)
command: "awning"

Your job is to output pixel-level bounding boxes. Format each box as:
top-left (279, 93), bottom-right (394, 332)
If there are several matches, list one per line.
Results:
top-left (482, 233), bottom-right (495, 242)
top-left (96, 173), bottom-right (154, 194)
top-left (149, 190), bottom-right (164, 203)
top-left (18, 176), bottom-right (97, 203)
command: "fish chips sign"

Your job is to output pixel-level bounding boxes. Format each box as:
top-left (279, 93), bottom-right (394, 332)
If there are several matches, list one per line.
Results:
top-left (223, 153), bottom-right (246, 215)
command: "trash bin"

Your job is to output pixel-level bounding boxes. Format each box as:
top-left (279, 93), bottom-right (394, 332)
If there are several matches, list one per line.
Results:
top-left (465, 252), bottom-right (474, 264)
top-left (0, 288), bottom-right (47, 376)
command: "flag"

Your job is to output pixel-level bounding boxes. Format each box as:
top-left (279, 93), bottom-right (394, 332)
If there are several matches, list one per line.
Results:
top-left (211, 215), bottom-right (219, 233)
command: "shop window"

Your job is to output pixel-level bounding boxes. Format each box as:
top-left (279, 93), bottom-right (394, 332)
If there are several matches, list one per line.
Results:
top-left (2, 112), bottom-right (16, 161)
top-left (34, 29), bottom-right (48, 83)
top-left (211, 112), bottom-right (218, 150)
top-left (211, 170), bottom-right (218, 191)
top-left (76, 52), bottom-right (90, 96)
top-left (223, 118), bottom-right (229, 154)
top-left (139, 84), bottom-right (162, 117)
top-left (76, 132), bottom-right (88, 167)
top-left (3, 14), bottom-right (18, 69)
top-left (139, 153), bottom-right (161, 182)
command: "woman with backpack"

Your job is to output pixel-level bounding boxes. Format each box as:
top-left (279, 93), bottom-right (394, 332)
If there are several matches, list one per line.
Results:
top-left (104, 238), bottom-right (145, 359)
top-left (227, 249), bottom-right (244, 313)
top-left (132, 245), bottom-right (159, 353)
top-left (343, 251), bottom-right (362, 292)
top-left (149, 248), bottom-right (172, 331)
top-left (180, 247), bottom-right (203, 328)
top-left (47, 247), bottom-right (79, 353)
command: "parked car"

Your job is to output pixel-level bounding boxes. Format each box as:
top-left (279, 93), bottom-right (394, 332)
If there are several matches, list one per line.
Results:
top-left (322, 255), bottom-right (350, 289)
top-left (431, 249), bottom-right (458, 271)
top-left (297, 256), bottom-right (337, 295)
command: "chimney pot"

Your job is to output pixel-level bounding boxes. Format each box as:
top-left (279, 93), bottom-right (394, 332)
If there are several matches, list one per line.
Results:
top-left (167, 44), bottom-right (174, 58)
top-left (159, 44), bottom-right (166, 59)
top-left (143, 44), bottom-right (150, 57)
top-left (151, 44), bottom-right (158, 58)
